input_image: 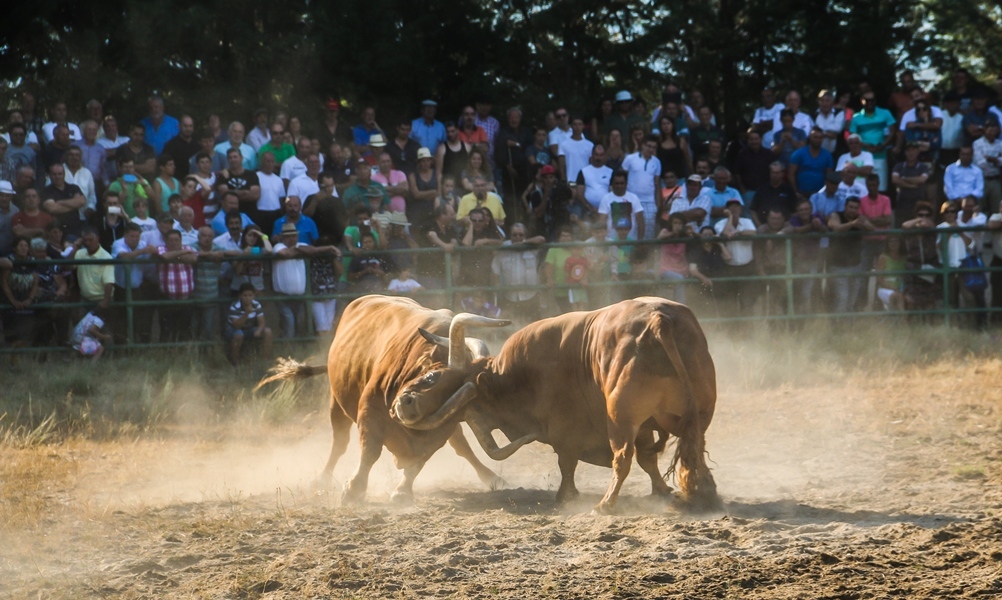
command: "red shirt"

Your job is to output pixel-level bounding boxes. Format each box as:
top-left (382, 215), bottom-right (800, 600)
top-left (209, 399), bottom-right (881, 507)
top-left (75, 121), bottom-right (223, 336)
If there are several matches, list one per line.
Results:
top-left (182, 191), bottom-right (206, 228)
top-left (860, 193), bottom-right (892, 240)
top-left (11, 210), bottom-right (54, 232)
top-left (457, 126), bottom-right (488, 146)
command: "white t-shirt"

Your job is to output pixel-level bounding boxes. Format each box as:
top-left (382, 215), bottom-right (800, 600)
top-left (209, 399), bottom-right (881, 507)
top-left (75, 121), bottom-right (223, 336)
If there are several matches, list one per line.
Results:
top-left (753, 104), bottom-right (783, 126)
top-left (958, 210), bottom-right (988, 253)
top-left (388, 278), bottom-right (422, 292)
top-left (598, 191), bottom-right (645, 239)
top-left (42, 122), bottom-right (83, 143)
top-left (815, 109), bottom-right (846, 154)
top-left (547, 127), bottom-right (571, 149)
top-left (898, 105), bottom-right (943, 131)
top-left (577, 164), bottom-right (613, 208)
top-left (621, 153), bottom-right (661, 202)
top-left (286, 174), bottom-right (324, 203)
top-left (257, 171), bottom-right (286, 211)
top-left (132, 215), bottom-right (157, 233)
top-left (272, 242), bottom-right (307, 295)
top-left (1, 131), bottom-right (39, 146)
top-left (558, 137), bottom-right (595, 183)
top-left (714, 217), bottom-right (756, 266)
top-left (280, 155), bottom-right (307, 182)
top-left (836, 151), bottom-right (875, 185)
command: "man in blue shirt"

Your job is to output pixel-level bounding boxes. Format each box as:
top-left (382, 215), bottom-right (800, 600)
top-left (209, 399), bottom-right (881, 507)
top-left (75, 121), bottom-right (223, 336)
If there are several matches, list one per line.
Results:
top-left (141, 96), bottom-right (180, 156)
top-left (410, 100), bottom-right (446, 155)
top-left (271, 195), bottom-right (319, 245)
top-left (352, 106), bottom-right (383, 156)
top-left (788, 127), bottom-right (833, 199)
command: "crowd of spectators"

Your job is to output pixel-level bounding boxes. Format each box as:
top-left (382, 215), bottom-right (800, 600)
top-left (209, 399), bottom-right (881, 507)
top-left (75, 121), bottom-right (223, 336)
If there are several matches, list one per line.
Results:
top-left (2, 69), bottom-right (1002, 358)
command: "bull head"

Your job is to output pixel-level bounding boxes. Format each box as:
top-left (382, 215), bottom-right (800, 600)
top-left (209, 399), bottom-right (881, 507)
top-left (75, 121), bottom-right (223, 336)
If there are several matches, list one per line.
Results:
top-left (391, 314), bottom-right (537, 460)
top-left (389, 313), bottom-right (508, 430)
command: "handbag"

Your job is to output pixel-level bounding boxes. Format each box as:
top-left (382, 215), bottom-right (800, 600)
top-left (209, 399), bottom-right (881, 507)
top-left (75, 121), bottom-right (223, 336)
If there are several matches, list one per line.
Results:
top-left (959, 253), bottom-right (987, 293)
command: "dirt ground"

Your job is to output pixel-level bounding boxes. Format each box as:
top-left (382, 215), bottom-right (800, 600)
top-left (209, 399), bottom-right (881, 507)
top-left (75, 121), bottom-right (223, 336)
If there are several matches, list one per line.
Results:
top-left (2, 337), bottom-right (1001, 599)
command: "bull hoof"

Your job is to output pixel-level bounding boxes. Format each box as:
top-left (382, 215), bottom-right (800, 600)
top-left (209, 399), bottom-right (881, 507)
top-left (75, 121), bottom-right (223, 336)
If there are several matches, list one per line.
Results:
top-left (340, 485), bottom-right (366, 506)
top-left (486, 476), bottom-right (506, 491)
top-left (389, 490), bottom-right (415, 505)
top-left (555, 488), bottom-right (580, 505)
top-left (592, 501), bottom-right (617, 515)
top-left (651, 486), bottom-right (674, 500)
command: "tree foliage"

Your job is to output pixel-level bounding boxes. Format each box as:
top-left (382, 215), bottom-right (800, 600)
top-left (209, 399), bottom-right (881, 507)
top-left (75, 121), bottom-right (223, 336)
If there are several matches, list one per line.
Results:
top-left (0, 0), bottom-right (995, 134)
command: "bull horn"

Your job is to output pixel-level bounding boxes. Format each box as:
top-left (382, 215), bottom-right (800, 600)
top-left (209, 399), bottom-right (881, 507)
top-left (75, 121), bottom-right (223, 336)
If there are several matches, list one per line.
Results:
top-left (449, 314), bottom-right (511, 369)
top-left (419, 328), bottom-right (496, 362)
top-left (402, 382), bottom-right (478, 431)
top-left (466, 407), bottom-right (538, 461)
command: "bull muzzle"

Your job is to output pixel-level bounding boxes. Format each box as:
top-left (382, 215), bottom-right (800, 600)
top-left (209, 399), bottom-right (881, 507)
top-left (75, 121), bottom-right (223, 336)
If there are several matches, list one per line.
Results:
top-left (392, 382), bottom-right (478, 430)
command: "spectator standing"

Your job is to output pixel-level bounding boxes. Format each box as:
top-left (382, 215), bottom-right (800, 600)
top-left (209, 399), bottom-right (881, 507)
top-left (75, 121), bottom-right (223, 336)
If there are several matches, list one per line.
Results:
top-left (214, 122), bottom-right (257, 171)
top-left (598, 170), bottom-right (645, 241)
top-left (732, 130), bottom-right (772, 205)
top-left (271, 223), bottom-right (312, 338)
top-left (317, 99), bottom-right (353, 152)
top-left (98, 116), bottom-right (129, 181)
top-left (768, 91), bottom-right (815, 142)
top-left (491, 223), bottom-right (545, 320)
top-left (494, 107), bottom-right (533, 205)
top-left (973, 119), bottom-right (1002, 214)
top-left (161, 115), bottom-right (200, 179)
top-left (41, 101), bottom-right (82, 143)
top-left (987, 201), bottom-right (1002, 323)
top-left (788, 127), bottom-right (834, 199)
top-left (271, 195), bottom-right (318, 245)
top-left (944, 146), bottom-right (984, 205)
top-left (891, 142), bottom-right (931, 225)
top-left (116, 124), bottom-right (157, 179)
top-left (576, 145), bottom-right (613, 216)
top-left (5, 124), bottom-right (36, 172)
top-left (849, 91), bottom-right (896, 192)
top-left (73, 120), bottom-right (107, 185)
top-left (938, 92), bottom-right (965, 169)
top-left (621, 135), bottom-right (661, 238)
top-left (42, 163), bottom-right (87, 239)
top-left (827, 196), bottom-right (872, 313)
top-left (371, 152), bottom-right (409, 213)
top-left (669, 174), bottom-right (711, 231)
top-left (74, 227), bottom-right (115, 309)
top-left (547, 108), bottom-right (571, 156)
top-left (558, 116), bottom-right (594, 185)
top-left (10, 187), bottom-right (51, 241)
top-left (303, 172), bottom-right (347, 244)
top-left (0, 181), bottom-right (18, 255)
top-left (786, 199), bottom-right (827, 313)
top-left (704, 166), bottom-right (743, 225)
top-left (815, 89), bottom-right (846, 155)
top-left (247, 109), bottom-right (270, 151)
top-left (407, 148), bottom-right (439, 228)
top-left (750, 162), bottom-right (796, 225)
top-left (436, 122), bottom-right (472, 188)
top-left (473, 94), bottom-right (501, 168)
top-left (385, 120), bottom-right (421, 177)
top-left (141, 96), bottom-right (179, 155)
top-left (713, 198), bottom-right (759, 312)
top-left (770, 109), bottom-right (807, 166)
top-left (258, 123), bottom-right (295, 167)
top-left (411, 100), bottom-right (446, 156)
top-left (605, 91), bottom-right (643, 144)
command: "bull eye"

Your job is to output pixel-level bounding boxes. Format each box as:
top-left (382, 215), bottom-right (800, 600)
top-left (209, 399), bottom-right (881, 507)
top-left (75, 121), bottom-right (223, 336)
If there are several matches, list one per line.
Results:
top-left (425, 371), bottom-right (441, 384)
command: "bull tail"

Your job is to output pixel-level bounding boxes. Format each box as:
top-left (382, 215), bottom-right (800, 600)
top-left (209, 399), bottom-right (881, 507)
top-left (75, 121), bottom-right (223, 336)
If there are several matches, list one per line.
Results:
top-left (649, 312), bottom-right (719, 510)
top-left (254, 357), bottom-right (328, 391)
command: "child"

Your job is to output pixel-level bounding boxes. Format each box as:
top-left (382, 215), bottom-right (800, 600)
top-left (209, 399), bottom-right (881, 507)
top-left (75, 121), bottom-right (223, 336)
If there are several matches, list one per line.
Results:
top-left (225, 283), bottom-right (272, 366)
top-left (564, 242), bottom-right (590, 311)
top-left (70, 308), bottom-right (111, 362)
top-left (388, 267), bottom-right (423, 295)
top-left (131, 197), bottom-right (157, 233)
top-left (437, 175), bottom-right (460, 212)
top-left (461, 289), bottom-right (501, 318)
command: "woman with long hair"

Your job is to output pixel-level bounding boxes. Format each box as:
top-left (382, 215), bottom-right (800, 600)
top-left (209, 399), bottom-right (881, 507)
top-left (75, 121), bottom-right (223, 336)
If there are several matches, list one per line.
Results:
top-left (605, 129), bottom-right (626, 170)
top-left (656, 116), bottom-right (691, 179)
top-left (460, 147), bottom-right (495, 193)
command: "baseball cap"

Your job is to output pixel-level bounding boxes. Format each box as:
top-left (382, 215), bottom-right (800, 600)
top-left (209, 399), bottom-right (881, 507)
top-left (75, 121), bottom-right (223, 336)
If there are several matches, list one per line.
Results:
top-left (540, 165), bottom-right (556, 176)
top-left (421, 99), bottom-right (437, 107)
top-left (326, 99), bottom-right (341, 111)
top-left (725, 198), bottom-right (743, 206)
top-left (686, 174), bottom-right (703, 184)
top-left (615, 90), bottom-right (633, 103)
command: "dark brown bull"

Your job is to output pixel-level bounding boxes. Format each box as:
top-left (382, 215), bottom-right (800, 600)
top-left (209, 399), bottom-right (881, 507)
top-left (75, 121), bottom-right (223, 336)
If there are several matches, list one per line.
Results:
top-left (256, 295), bottom-right (519, 503)
top-left (390, 297), bottom-right (719, 513)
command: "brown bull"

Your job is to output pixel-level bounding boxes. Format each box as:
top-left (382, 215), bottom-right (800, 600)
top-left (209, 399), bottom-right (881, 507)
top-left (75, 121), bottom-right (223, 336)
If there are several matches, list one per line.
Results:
top-left (256, 295), bottom-right (517, 503)
top-left (390, 297), bottom-right (719, 513)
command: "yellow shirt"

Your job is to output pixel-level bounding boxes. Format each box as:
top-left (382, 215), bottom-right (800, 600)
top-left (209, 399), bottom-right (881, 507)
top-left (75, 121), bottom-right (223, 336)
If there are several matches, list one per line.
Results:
top-left (75, 247), bottom-right (115, 301)
top-left (457, 192), bottom-right (506, 221)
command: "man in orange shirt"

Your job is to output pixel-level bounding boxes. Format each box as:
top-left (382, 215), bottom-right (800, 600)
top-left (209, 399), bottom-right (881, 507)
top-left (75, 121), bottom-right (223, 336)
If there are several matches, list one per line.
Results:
top-left (457, 106), bottom-right (488, 152)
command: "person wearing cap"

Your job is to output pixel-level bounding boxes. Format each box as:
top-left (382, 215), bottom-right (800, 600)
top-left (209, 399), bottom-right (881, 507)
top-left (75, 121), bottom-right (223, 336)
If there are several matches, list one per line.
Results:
top-left (341, 158), bottom-right (389, 212)
top-left (385, 120), bottom-right (421, 176)
top-left (0, 180), bottom-right (19, 255)
top-left (352, 106), bottom-right (383, 156)
top-left (214, 121), bottom-right (257, 171)
top-left (318, 99), bottom-right (352, 153)
top-left (407, 147), bottom-right (438, 226)
top-left (713, 197), bottom-right (759, 312)
top-left (891, 142), bottom-right (930, 224)
top-left (411, 100), bottom-right (446, 156)
top-left (271, 221), bottom-right (340, 338)
top-left (789, 126), bottom-right (834, 199)
top-left (973, 119), bottom-right (1002, 213)
top-left (598, 169), bottom-right (645, 240)
top-left (247, 109), bottom-right (271, 152)
top-left (383, 211), bottom-right (417, 274)
top-left (669, 174), bottom-right (711, 230)
top-left (605, 91), bottom-right (643, 146)
top-left (836, 133), bottom-right (874, 186)
top-left (849, 91), bottom-right (896, 191)
top-left (140, 95), bottom-right (179, 156)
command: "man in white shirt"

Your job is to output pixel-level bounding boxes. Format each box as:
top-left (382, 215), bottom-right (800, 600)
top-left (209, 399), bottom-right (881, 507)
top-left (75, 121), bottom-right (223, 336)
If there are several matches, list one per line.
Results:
top-left (256, 150), bottom-right (286, 234)
top-left (836, 134), bottom-right (875, 185)
top-left (833, 163), bottom-right (867, 206)
top-left (598, 170), bottom-right (645, 240)
top-left (669, 174), bottom-right (712, 230)
top-left (63, 146), bottom-right (97, 218)
top-left (620, 135), bottom-right (661, 238)
top-left (770, 90), bottom-right (815, 140)
top-left (714, 198), bottom-right (759, 311)
top-left (42, 101), bottom-right (83, 143)
top-left (557, 116), bottom-right (594, 185)
top-left (938, 92), bottom-right (965, 169)
top-left (815, 89), bottom-right (845, 154)
top-left (575, 145), bottom-right (613, 213)
top-left (287, 153), bottom-right (327, 208)
top-left (752, 87), bottom-right (783, 135)
top-left (973, 119), bottom-right (1002, 214)
top-left (279, 138), bottom-right (312, 186)
top-left (547, 108), bottom-right (571, 156)
top-left (247, 109), bottom-right (271, 151)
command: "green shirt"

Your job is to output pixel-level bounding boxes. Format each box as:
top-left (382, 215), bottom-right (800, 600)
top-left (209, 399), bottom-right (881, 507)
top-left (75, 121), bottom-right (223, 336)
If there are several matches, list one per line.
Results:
top-left (107, 179), bottom-right (149, 218)
top-left (544, 247), bottom-right (572, 285)
top-left (257, 142), bottom-right (295, 165)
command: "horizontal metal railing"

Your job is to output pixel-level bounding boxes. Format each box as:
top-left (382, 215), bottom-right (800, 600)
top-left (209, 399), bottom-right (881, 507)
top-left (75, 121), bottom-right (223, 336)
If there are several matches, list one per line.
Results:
top-left (1, 225), bottom-right (998, 354)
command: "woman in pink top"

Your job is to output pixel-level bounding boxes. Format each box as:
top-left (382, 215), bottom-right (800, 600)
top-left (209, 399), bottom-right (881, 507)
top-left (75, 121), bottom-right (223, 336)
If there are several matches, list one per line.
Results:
top-left (372, 152), bottom-right (409, 213)
top-left (658, 211), bottom-right (692, 303)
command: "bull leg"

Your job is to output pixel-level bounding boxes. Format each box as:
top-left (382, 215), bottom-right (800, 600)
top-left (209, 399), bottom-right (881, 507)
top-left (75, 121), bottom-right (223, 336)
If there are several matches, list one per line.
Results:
top-left (319, 402), bottom-right (353, 483)
top-left (390, 459), bottom-right (427, 504)
top-left (342, 414), bottom-right (384, 506)
top-left (636, 428), bottom-right (672, 499)
top-left (555, 453), bottom-right (580, 504)
top-left (448, 425), bottom-right (504, 490)
top-left (595, 423), bottom-right (638, 514)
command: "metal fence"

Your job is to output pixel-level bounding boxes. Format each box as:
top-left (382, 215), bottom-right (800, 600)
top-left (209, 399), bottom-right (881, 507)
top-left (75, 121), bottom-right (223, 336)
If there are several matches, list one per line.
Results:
top-left (2, 225), bottom-right (998, 355)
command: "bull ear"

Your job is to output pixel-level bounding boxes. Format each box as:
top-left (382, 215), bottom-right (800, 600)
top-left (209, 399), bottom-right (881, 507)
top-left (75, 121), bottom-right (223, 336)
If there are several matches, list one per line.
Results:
top-left (418, 328), bottom-right (450, 349)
